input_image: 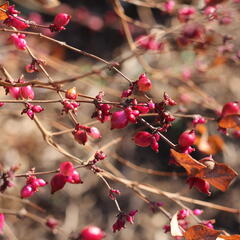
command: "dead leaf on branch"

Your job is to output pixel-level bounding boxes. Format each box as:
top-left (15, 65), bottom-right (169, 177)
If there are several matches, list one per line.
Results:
top-left (195, 162), bottom-right (238, 192)
top-left (170, 149), bottom-right (238, 192)
top-left (218, 114), bottom-right (240, 129)
top-left (0, 2), bottom-right (9, 21)
top-left (170, 149), bottom-right (206, 176)
top-left (184, 225), bottom-right (222, 240)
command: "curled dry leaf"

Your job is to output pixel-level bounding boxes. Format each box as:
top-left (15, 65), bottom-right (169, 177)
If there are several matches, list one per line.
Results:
top-left (170, 212), bottom-right (183, 237)
top-left (0, 2), bottom-right (9, 21)
top-left (195, 162), bottom-right (238, 192)
top-left (170, 149), bottom-right (205, 175)
top-left (170, 149), bottom-right (238, 192)
top-left (218, 114), bottom-right (240, 129)
top-left (184, 225), bottom-right (222, 240)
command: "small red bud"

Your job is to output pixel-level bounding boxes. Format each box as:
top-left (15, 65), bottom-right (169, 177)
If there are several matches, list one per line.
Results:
top-left (137, 73), bottom-right (152, 92)
top-left (65, 87), bottom-right (77, 100)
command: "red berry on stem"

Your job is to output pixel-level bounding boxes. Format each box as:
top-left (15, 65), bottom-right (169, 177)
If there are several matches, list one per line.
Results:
top-left (221, 101), bottom-right (239, 117)
top-left (60, 161), bottom-right (75, 177)
top-left (79, 226), bottom-right (105, 240)
top-left (53, 13), bottom-right (71, 28)
top-left (134, 131), bottom-right (152, 147)
top-left (111, 110), bottom-right (128, 129)
top-left (20, 184), bottom-right (34, 198)
top-left (178, 130), bottom-right (196, 147)
top-left (50, 173), bottom-right (67, 194)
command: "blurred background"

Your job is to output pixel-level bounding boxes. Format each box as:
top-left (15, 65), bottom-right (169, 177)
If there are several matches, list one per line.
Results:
top-left (0, 0), bottom-right (240, 239)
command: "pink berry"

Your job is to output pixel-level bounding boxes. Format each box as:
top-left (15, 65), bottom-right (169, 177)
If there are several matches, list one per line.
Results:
top-left (9, 33), bottom-right (27, 50)
top-left (193, 209), bottom-right (203, 216)
top-left (53, 13), bottom-right (71, 27)
top-left (35, 178), bottom-right (47, 187)
top-left (87, 127), bottom-right (101, 139)
top-left (20, 184), bottom-right (34, 198)
top-left (4, 16), bottom-right (29, 30)
top-left (50, 173), bottom-right (67, 194)
top-left (31, 105), bottom-right (44, 113)
top-left (0, 213), bottom-right (5, 234)
top-left (8, 87), bottom-right (21, 99)
top-left (137, 73), bottom-right (152, 92)
top-left (20, 86), bottom-right (35, 99)
top-left (111, 110), bottom-right (128, 129)
top-left (134, 131), bottom-right (152, 147)
top-left (178, 130), bottom-right (196, 147)
top-left (46, 217), bottom-right (58, 230)
top-left (60, 161), bottom-right (75, 177)
top-left (73, 130), bottom-right (88, 145)
top-left (221, 101), bottom-right (239, 117)
top-left (163, 0), bottom-right (175, 14)
top-left (79, 226), bottom-right (105, 240)
top-left (67, 170), bottom-right (83, 184)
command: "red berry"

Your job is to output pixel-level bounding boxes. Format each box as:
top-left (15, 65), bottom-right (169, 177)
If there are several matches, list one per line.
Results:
top-left (134, 131), bottom-right (152, 147)
top-left (79, 226), bottom-right (105, 240)
top-left (20, 184), bottom-right (34, 198)
top-left (50, 173), bottom-right (67, 194)
top-left (178, 130), bottom-right (196, 147)
top-left (111, 110), bottom-right (128, 129)
top-left (8, 87), bottom-right (21, 99)
top-left (67, 170), bottom-right (83, 184)
top-left (87, 127), bottom-right (101, 139)
top-left (60, 161), bottom-right (75, 177)
top-left (73, 130), bottom-right (88, 145)
top-left (20, 85), bottom-right (35, 99)
top-left (221, 101), bottom-right (239, 117)
top-left (53, 13), bottom-right (71, 27)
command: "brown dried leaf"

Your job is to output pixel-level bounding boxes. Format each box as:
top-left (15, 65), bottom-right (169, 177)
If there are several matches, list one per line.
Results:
top-left (170, 212), bottom-right (183, 237)
top-left (184, 225), bottom-right (222, 240)
top-left (195, 162), bottom-right (238, 192)
top-left (0, 2), bottom-right (9, 21)
top-left (218, 114), bottom-right (240, 129)
top-left (170, 149), bottom-right (206, 175)
top-left (218, 235), bottom-right (240, 240)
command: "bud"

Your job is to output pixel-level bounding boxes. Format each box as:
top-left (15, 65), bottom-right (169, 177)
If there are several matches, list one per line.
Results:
top-left (65, 87), bottom-right (77, 100)
top-left (73, 130), bottom-right (88, 145)
top-left (137, 73), bottom-right (152, 92)
top-left (32, 105), bottom-right (44, 113)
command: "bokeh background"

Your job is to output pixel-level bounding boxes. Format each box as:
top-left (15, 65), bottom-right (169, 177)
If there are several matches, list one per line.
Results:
top-left (0, 0), bottom-right (240, 239)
